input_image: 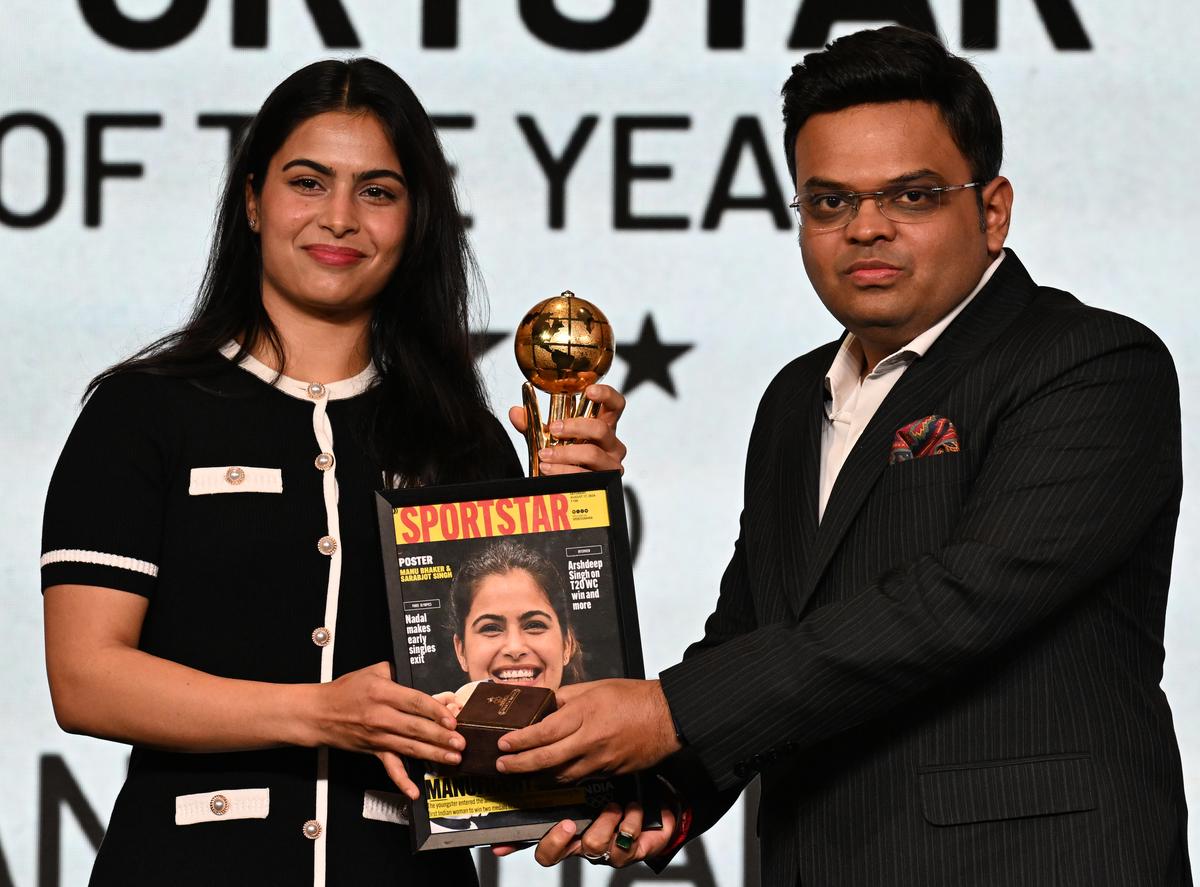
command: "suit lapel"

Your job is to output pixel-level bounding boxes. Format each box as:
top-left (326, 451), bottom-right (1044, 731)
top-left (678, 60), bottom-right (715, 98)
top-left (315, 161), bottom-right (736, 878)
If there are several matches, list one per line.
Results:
top-left (789, 250), bottom-right (1039, 615)
top-left (776, 370), bottom-right (825, 620)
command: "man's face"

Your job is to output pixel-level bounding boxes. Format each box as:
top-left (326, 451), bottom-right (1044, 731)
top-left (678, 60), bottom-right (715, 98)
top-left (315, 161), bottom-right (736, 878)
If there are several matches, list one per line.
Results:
top-left (792, 101), bottom-right (1010, 364)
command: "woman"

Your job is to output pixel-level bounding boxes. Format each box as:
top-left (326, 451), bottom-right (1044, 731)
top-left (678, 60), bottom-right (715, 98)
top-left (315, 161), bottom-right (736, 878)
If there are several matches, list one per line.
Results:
top-left (40, 59), bottom-right (625, 886)
top-left (446, 540), bottom-right (582, 709)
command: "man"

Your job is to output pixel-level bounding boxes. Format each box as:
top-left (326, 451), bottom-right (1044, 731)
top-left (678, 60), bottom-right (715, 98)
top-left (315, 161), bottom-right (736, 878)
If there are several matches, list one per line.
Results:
top-left (496, 26), bottom-right (1190, 885)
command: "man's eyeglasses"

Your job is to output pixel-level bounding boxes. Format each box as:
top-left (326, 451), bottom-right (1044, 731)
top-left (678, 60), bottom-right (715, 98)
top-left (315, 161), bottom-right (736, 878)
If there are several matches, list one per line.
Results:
top-left (789, 182), bottom-right (982, 232)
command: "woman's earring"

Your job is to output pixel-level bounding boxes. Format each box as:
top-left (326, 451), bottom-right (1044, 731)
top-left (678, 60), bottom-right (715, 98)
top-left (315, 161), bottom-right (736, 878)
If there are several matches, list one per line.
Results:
top-left (248, 215), bottom-right (258, 231)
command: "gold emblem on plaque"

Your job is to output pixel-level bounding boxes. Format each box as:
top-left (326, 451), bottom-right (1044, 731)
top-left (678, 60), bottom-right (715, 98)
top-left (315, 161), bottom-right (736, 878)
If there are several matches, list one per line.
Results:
top-left (487, 688), bottom-right (521, 716)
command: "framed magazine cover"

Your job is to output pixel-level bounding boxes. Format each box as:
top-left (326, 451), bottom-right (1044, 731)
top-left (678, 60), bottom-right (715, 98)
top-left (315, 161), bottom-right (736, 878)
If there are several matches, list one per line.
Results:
top-left (374, 470), bottom-right (658, 851)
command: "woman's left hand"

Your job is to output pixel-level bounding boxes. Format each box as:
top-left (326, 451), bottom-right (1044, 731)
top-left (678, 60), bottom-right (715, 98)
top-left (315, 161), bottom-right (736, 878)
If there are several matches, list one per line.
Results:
top-left (509, 383), bottom-right (627, 474)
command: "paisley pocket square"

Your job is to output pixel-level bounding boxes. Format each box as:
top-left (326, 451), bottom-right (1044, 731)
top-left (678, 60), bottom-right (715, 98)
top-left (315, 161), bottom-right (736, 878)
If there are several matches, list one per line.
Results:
top-left (889, 415), bottom-right (960, 464)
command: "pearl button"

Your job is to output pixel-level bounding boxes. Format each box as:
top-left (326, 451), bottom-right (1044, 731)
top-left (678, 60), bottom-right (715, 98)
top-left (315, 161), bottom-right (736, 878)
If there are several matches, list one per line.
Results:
top-left (224, 467), bottom-right (245, 485)
top-left (209, 794), bottom-right (229, 816)
top-left (317, 535), bottom-right (337, 556)
top-left (302, 819), bottom-right (322, 840)
top-left (314, 452), bottom-right (335, 471)
top-left (312, 627), bottom-right (331, 647)
top-left (306, 381), bottom-right (326, 399)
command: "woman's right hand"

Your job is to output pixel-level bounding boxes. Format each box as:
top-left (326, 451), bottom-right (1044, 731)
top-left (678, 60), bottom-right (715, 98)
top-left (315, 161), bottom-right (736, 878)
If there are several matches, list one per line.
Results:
top-left (315, 662), bottom-right (465, 799)
top-left (44, 587), bottom-right (459, 801)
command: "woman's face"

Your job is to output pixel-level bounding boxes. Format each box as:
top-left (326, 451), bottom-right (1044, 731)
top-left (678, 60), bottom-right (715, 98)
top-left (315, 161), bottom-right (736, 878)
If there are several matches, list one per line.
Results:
top-left (454, 568), bottom-right (574, 690)
top-left (245, 110), bottom-right (409, 323)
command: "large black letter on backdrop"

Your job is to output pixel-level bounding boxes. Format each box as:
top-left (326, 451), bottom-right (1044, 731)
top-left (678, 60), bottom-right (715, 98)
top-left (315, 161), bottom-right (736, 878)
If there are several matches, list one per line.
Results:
top-left (610, 838), bottom-right (718, 886)
top-left (702, 116), bottom-right (791, 230)
top-left (38, 755), bottom-right (105, 887)
top-left (481, 836), bottom-right (716, 887)
top-left (478, 854), bottom-right (585, 887)
top-left (79, 0), bottom-right (207, 50)
top-left (430, 115), bottom-right (475, 227)
top-left (614, 116), bottom-right (690, 230)
top-left (423, 0), bottom-right (458, 47)
top-left (198, 114), bottom-right (254, 161)
top-left (0, 837), bottom-right (13, 887)
top-left (85, 115), bottom-right (161, 228)
top-left (233, 0), bottom-right (358, 47)
top-left (476, 849), bottom-right (497, 885)
top-left (0, 114), bottom-right (65, 228)
top-left (520, 0), bottom-right (649, 50)
top-left (518, 116), bottom-right (599, 229)
top-left (962, 0), bottom-right (1090, 49)
top-left (789, 0), bottom-right (937, 48)
top-left (708, 0), bottom-right (744, 49)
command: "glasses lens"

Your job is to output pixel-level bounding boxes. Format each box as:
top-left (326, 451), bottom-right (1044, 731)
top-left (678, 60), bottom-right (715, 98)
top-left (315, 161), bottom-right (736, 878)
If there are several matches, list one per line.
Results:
top-left (878, 185), bottom-right (943, 222)
top-left (795, 192), bottom-right (855, 230)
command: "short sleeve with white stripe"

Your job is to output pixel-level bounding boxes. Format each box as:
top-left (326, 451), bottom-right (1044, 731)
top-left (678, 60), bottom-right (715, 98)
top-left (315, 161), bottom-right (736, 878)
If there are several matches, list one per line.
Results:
top-left (41, 374), bottom-right (171, 597)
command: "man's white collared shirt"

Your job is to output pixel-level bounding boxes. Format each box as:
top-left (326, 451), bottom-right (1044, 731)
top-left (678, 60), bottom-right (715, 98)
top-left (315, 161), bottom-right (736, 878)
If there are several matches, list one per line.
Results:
top-left (817, 253), bottom-right (1005, 521)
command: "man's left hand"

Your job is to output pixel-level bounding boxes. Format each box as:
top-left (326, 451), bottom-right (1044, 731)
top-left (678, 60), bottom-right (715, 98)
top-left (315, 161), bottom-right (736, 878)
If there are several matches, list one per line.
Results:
top-left (495, 679), bottom-right (680, 781)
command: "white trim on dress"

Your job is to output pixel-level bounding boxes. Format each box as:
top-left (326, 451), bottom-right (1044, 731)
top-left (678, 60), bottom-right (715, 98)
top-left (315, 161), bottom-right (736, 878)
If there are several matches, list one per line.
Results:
top-left (175, 788), bottom-right (270, 825)
top-left (219, 342), bottom-right (377, 400)
top-left (218, 339), bottom-right (368, 887)
top-left (40, 549), bottom-right (159, 577)
top-left (362, 790), bottom-right (410, 825)
top-left (188, 466), bottom-right (283, 495)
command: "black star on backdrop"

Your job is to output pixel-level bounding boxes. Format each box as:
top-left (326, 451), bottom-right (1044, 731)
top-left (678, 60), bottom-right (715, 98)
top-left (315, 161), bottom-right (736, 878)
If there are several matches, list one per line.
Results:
top-left (469, 330), bottom-right (509, 359)
top-left (471, 313), bottom-right (694, 400)
top-left (616, 314), bottom-right (694, 397)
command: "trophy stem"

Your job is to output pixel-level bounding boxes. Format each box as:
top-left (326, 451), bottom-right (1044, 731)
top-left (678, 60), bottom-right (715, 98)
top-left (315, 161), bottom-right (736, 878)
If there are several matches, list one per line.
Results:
top-left (547, 393), bottom-right (575, 444)
top-left (521, 382), bottom-right (545, 477)
top-left (573, 397), bottom-right (599, 420)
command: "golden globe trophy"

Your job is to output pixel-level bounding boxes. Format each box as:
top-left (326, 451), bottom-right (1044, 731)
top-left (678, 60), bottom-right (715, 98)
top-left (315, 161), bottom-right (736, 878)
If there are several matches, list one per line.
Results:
top-left (514, 291), bottom-right (615, 476)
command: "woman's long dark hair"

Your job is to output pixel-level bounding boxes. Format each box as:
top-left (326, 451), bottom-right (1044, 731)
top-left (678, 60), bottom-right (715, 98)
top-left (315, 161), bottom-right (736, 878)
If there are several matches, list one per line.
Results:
top-left (89, 58), bottom-right (503, 484)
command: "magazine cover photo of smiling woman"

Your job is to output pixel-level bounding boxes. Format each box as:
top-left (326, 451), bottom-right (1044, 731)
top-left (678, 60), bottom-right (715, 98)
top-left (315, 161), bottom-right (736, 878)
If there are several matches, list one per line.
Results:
top-left (443, 539), bottom-right (584, 712)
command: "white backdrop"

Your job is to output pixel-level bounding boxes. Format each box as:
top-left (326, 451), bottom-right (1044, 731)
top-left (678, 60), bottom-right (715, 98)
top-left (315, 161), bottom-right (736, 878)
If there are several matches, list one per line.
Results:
top-left (3, 2), bottom-right (1198, 884)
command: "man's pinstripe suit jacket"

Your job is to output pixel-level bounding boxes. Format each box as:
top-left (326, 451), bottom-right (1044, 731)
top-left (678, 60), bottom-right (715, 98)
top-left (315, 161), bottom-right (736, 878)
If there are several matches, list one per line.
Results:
top-left (657, 251), bottom-right (1191, 886)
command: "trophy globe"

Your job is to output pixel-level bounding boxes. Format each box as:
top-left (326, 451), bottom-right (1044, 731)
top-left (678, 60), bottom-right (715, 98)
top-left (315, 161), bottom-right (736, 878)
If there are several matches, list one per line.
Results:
top-left (514, 291), bottom-right (615, 475)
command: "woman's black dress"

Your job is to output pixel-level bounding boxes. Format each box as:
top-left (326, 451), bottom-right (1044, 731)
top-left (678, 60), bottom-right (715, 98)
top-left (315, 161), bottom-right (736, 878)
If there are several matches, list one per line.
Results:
top-left (41, 348), bottom-right (520, 886)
